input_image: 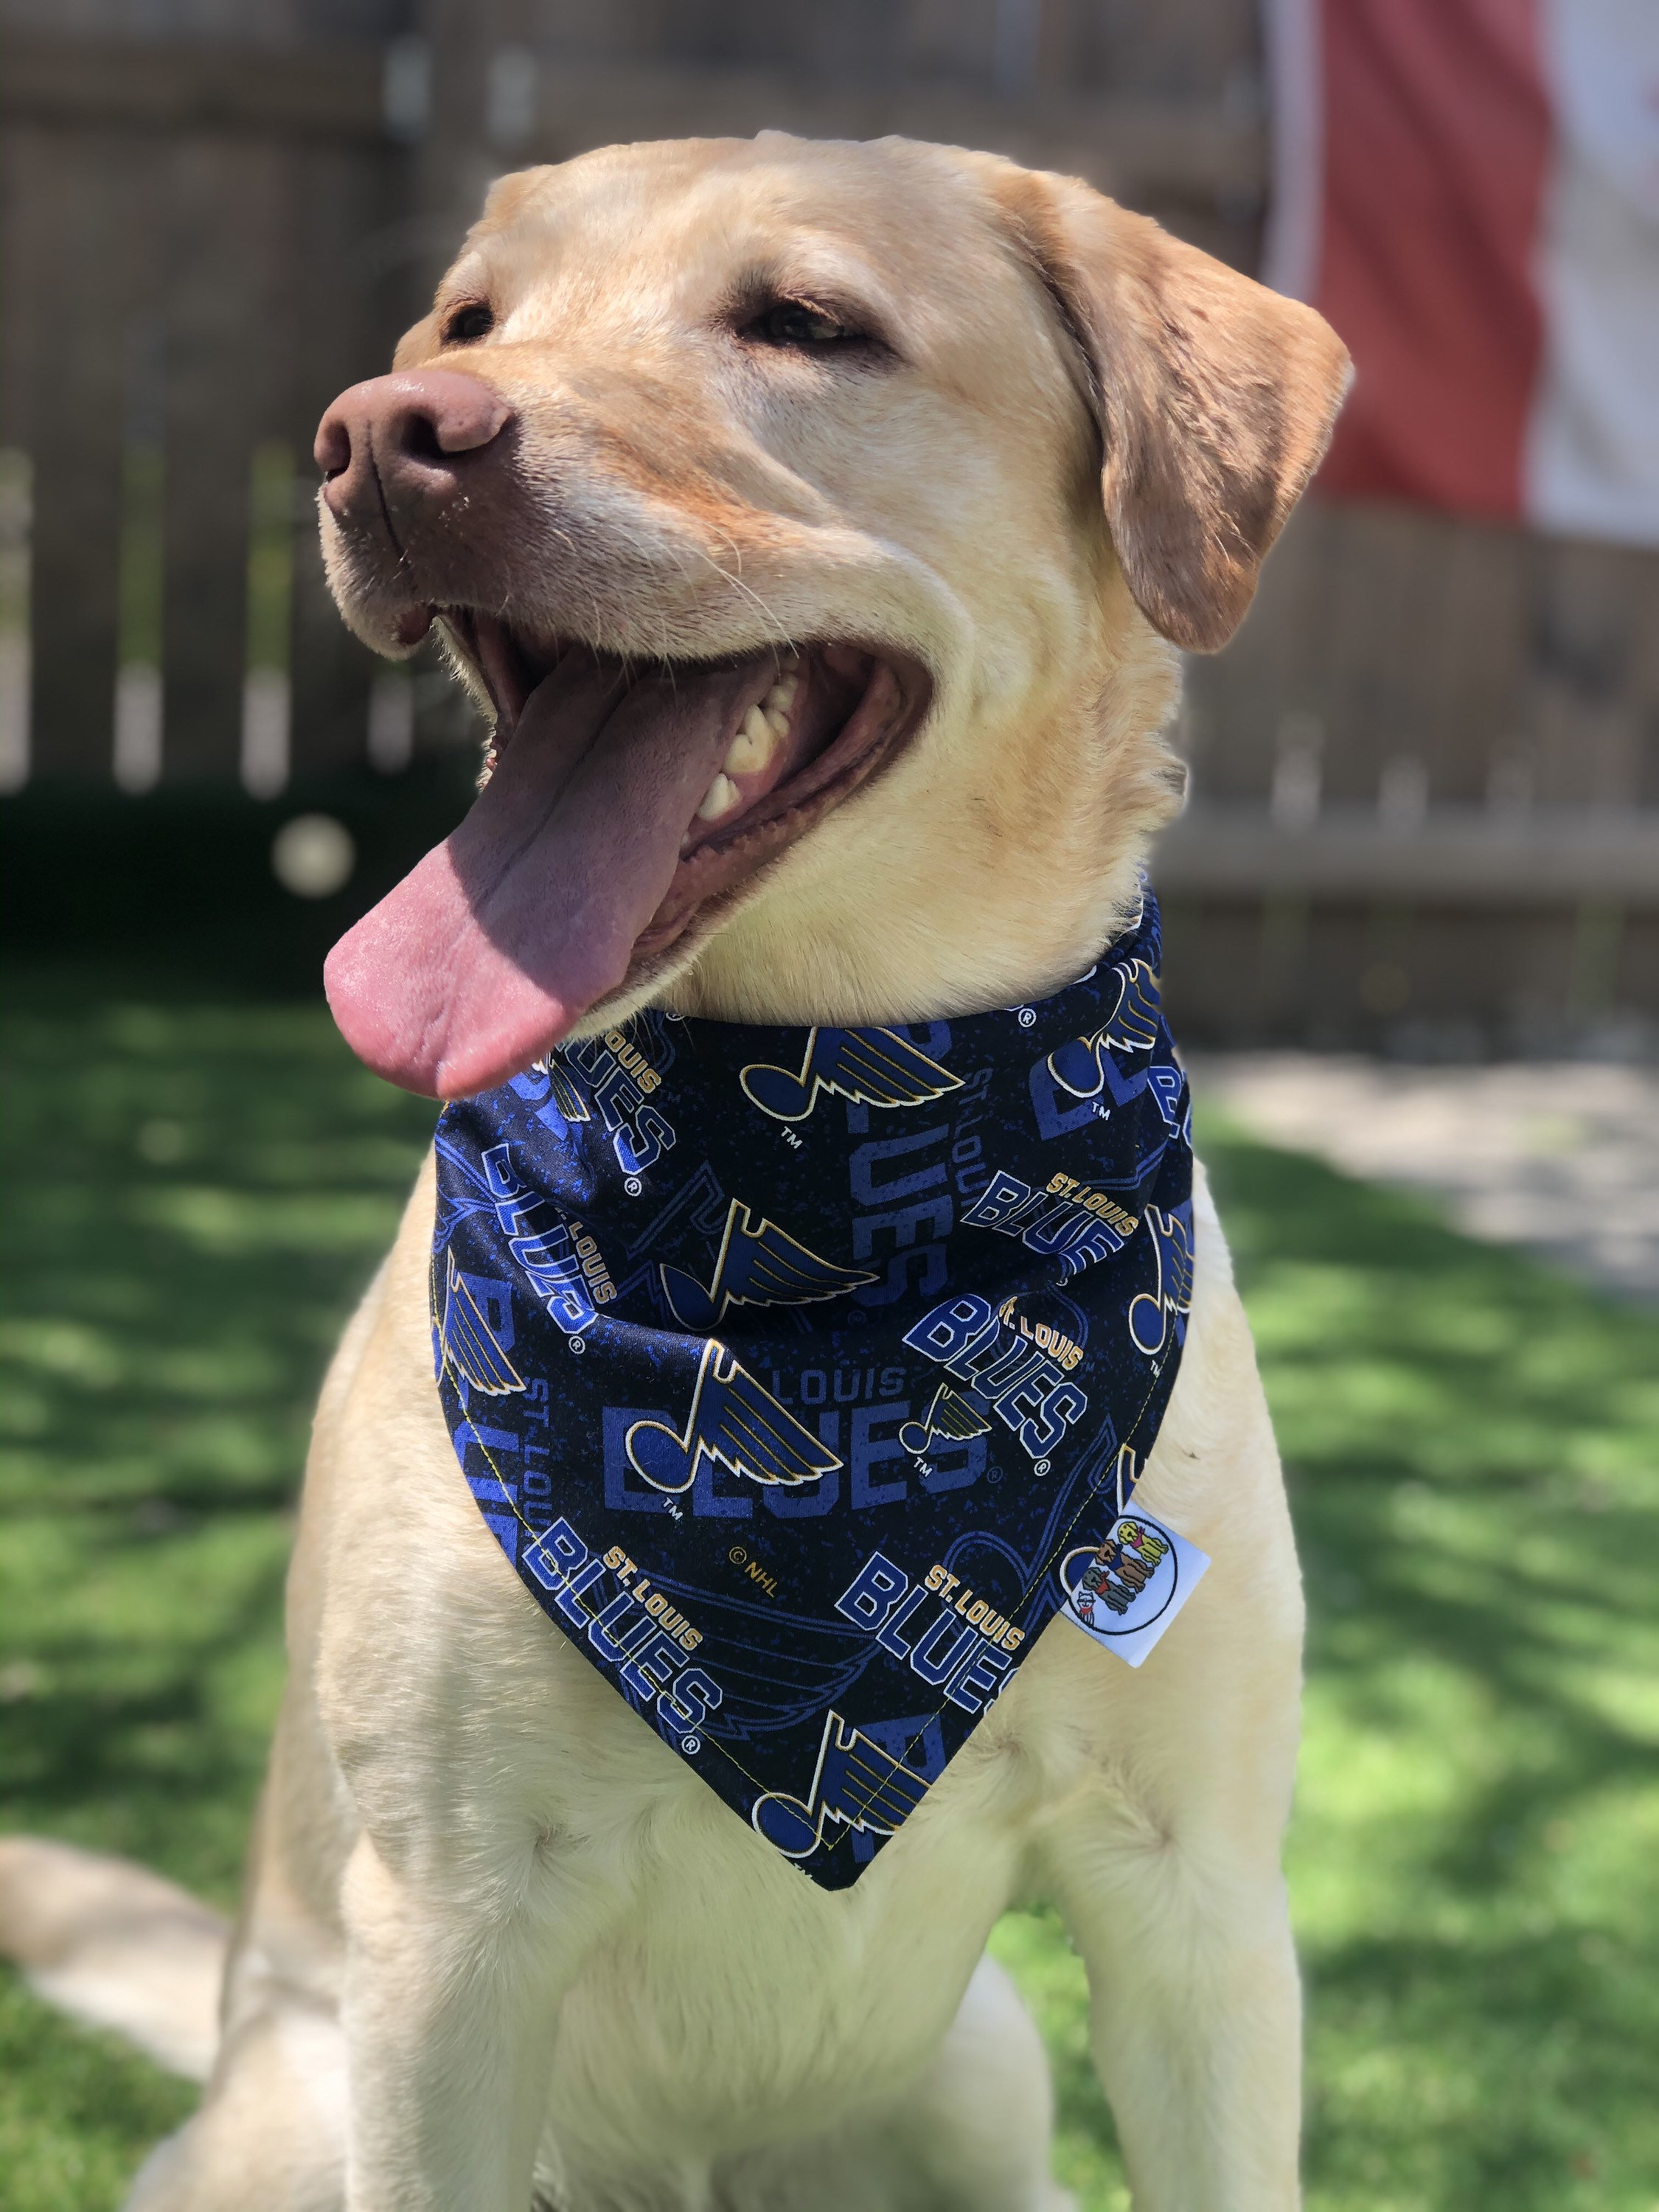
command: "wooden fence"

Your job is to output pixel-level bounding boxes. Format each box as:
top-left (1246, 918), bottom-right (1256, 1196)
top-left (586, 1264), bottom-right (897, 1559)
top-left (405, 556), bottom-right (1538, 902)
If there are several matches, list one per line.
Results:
top-left (0, 21), bottom-right (412, 793)
top-left (1, 1), bottom-right (1655, 1046)
top-left (0, 0), bottom-right (1265, 800)
top-left (1164, 498), bottom-right (1659, 1048)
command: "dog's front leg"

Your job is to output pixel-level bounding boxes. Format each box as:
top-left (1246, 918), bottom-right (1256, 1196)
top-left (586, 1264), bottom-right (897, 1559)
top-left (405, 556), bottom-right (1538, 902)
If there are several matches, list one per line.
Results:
top-left (339, 1829), bottom-right (588, 2212)
top-left (1033, 1554), bottom-right (1305, 2212)
top-left (1044, 1804), bottom-right (1303, 2212)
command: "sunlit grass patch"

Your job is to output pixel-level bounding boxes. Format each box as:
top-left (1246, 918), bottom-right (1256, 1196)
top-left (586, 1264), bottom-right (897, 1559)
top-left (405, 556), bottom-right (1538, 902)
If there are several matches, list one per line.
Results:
top-left (0, 1971), bottom-right (196, 2212)
top-left (1206, 1119), bottom-right (1659, 2212)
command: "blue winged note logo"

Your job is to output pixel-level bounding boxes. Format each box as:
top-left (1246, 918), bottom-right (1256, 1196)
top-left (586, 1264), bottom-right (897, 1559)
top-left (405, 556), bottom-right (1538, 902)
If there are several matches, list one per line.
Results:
top-left (660, 1200), bottom-right (877, 1330)
top-left (437, 1252), bottom-right (525, 1396)
top-left (740, 1027), bottom-right (961, 1122)
top-left (897, 1381), bottom-right (992, 1458)
top-left (751, 1709), bottom-right (931, 1858)
top-left (1046, 960), bottom-right (1162, 1099)
top-left (1127, 1206), bottom-right (1194, 1357)
top-left (626, 1339), bottom-right (843, 1494)
top-left (541, 1056), bottom-right (591, 1124)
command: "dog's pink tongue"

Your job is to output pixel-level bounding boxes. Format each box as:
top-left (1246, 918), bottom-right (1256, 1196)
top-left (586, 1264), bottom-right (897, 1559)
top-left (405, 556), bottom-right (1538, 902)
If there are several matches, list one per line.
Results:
top-left (324, 658), bottom-right (767, 1099)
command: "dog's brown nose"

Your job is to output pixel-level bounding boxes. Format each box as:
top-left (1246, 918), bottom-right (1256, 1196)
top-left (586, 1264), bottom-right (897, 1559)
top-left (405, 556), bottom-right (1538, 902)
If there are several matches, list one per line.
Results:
top-left (315, 370), bottom-right (515, 523)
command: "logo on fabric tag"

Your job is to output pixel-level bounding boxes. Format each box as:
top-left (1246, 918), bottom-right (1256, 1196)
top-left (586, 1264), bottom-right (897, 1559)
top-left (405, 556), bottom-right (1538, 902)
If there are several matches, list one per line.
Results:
top-left (1058, 1512), bottom-right (1209, 1667)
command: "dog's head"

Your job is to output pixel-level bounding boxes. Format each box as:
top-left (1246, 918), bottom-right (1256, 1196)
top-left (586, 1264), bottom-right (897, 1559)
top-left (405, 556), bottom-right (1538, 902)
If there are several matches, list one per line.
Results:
top-left (317, 134), bottom-right (1348, 1098)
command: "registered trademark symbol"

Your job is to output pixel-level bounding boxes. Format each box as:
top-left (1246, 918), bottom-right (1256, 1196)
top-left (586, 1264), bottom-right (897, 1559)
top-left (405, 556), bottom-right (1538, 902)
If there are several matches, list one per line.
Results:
top-left (1033, 1458), bottom-right (1051, 1477)
top-left (624, 1175), bottom-right (642, 1195)
top-left (569, 1336), bottom-right (586, 1354)
top-left (1018, 1007), bottom-right (1037, 1029)
top-left (680, 1734), bottom-right (700, 1755)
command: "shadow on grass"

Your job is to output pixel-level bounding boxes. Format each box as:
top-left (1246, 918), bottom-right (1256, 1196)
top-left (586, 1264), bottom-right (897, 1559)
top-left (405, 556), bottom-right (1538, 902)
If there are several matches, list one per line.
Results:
top-left (0, 981), bottom-right (439, 1518)
top-left (0, 978), bottom-right (437, 1902)
top-left (0, 1518), bottom-right (291, 1895)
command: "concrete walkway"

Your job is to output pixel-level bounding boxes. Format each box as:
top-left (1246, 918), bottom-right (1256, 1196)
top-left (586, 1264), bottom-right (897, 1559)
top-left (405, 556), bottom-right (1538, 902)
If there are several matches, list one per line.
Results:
top-left (1191, 1055), bottom-right (1659, 1304)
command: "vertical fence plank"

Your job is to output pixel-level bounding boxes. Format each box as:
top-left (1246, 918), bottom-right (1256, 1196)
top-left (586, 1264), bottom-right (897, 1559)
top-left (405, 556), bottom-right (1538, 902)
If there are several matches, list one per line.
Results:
top-left (160, 134), bottom-right (293, 781)
top-left (288, 136), bottom-right (411, 778)
top-left (0, 121), bottom-right (38, 790)
top-left (1314, 505), bottom-right (1416, 803)
top-left (10, 126), bottom-right (149, 779)
top-left (1526, 535), bottom-right (1658, 809)
top-left (418, 0), bottom-right (543, 305)
top-left (1432, 518), bottom-right (1527, 802)
top-left (1186, 495), bottom-right (1341, 802)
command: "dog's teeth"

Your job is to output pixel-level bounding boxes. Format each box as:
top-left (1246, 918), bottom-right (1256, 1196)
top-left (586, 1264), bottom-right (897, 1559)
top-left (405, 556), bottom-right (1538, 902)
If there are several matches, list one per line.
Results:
top-left (724, 705), bottom-right (779, 777)
top-left (765, 674), bottom-right (799, 710)
top-left (697, 771), bottom-right (740, 821)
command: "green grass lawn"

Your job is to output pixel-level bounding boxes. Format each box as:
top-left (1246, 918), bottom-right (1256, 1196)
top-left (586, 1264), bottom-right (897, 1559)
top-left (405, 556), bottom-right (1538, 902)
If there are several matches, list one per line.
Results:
top-left (2, 973), bottom-right (1655, 2211)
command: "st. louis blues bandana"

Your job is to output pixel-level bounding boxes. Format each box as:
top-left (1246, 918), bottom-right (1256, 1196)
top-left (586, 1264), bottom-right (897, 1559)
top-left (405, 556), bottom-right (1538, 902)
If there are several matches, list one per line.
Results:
top-left (432, 891), bottom-right (1197, 1890)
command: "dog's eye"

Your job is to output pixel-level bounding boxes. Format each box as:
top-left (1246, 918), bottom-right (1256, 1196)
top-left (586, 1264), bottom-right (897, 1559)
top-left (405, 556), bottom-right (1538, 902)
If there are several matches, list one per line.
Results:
top-left (750, 301), bottom-right (860, 351)
top-left (443, 304), bottom-right (495, 345)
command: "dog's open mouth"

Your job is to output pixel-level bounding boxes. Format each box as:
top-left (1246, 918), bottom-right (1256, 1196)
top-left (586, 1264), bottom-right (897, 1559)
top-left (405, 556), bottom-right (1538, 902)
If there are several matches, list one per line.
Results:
top-left (323, 612), bottom-right (929, 1100)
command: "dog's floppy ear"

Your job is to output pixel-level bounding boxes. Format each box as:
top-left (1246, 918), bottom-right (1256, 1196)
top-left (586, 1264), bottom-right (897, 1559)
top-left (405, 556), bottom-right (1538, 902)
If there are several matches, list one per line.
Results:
top-left (995, 167), bottom-right (1352, 653)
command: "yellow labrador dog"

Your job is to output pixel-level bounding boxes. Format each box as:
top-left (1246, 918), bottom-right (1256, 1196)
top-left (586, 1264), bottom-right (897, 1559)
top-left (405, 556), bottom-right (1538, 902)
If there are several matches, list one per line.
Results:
top-left (0, 133), bottom-right (1346, 2212)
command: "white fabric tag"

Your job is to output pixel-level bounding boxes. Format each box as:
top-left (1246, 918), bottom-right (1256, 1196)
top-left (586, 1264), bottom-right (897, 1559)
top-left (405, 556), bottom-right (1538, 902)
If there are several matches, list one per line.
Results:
top-left (1057, 1512), bottom-right (1211, 1667)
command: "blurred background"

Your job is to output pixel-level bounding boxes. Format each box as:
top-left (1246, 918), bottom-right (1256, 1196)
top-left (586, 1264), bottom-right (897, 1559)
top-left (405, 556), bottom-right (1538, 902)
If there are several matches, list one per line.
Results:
top-left (1, 4), bottom-right (1655, 2210)
top-left (3, 0), bottom-right (1658, 1048)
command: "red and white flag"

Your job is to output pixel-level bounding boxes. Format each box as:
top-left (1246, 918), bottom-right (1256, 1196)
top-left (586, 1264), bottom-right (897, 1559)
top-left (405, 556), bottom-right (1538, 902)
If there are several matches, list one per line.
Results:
top-left (1265, 0), bottom-right (1659, 546)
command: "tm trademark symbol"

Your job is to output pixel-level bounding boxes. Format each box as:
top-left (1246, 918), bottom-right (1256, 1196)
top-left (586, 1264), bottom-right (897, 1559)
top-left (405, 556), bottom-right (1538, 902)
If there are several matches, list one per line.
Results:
top-left (782, 1130), bottom-right (803, 1150)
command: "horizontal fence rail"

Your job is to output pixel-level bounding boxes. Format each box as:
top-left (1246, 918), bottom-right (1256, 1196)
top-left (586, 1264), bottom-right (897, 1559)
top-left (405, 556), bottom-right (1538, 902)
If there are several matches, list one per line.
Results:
top-left (1154, 808), bottom-right (1659, 906)
top-left (1, 34), bottom-right (1267, 198)
top-left (1, 30), bottom-right (388, 143)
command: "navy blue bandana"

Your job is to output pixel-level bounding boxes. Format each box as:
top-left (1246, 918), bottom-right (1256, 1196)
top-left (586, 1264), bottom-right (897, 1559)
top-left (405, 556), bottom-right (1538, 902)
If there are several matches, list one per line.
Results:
top-left (431, 891), bottom-right (1197, 1890)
